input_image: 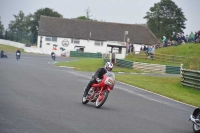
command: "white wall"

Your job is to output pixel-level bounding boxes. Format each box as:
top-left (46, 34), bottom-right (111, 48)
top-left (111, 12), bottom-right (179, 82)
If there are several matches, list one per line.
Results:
top-left (0, 39), bottom-right (25, 49)
top-left (37, 36), bottom-right (127, 59)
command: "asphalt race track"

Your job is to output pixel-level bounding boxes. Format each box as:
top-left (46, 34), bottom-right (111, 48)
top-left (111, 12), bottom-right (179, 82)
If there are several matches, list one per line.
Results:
top-left (0, 53), bottom-right (196, 133)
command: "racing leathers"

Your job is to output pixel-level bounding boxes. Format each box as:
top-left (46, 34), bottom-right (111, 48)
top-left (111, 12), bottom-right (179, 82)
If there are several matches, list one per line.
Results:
top-left (83, 68), bottom-right (107, 97)
top-left (16, 50), bottom-right (21, 58)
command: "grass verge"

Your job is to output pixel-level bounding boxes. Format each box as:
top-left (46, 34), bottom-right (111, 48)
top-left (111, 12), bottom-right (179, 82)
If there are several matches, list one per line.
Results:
top-left (0, 44), bottom-right (24, 53)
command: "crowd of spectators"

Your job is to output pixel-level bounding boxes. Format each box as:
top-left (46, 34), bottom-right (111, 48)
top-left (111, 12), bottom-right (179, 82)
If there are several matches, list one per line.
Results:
top-left (159, 30), bottom-right (200, 48)
top-left (140, 44), bottom-right (155, 58)
top-left (125, 30), bottom-right (200, 59)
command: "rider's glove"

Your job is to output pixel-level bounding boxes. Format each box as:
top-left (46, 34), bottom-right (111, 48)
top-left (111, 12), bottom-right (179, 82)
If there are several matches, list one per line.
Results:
top-left (96, 78), bottom-right (101, 83)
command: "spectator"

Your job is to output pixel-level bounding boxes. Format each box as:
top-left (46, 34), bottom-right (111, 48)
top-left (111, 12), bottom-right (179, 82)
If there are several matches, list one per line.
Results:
top-left (162, 36), bottom-right (167, 47)
top-left (146, 46), bottom-right (151, 56)
top-left (177, 34), bottom-right (182, 44)
top-left (185, 34), bottom-right (189, 43)
top-left (1, 50), bottom-right (4, 58)
top-left (129, 43), bottom-right (133, 53)
top-left (189, 32), bottom-right (195, 42)
top-left (195, 32), bottom-right (198, 42)
top-left (195, 30), bottom-right (200, 43)
top-left (181, 33), bottom-right (186, 43)
top-left (143, 45), bottom-right (147, 52)
top-left (140, 46), bottom-right (143, 51)
top-left (150, 45), bottom-right (155, 58)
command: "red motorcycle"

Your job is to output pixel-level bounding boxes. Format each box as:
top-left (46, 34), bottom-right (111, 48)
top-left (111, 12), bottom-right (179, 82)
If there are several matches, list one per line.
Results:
top-left (82, 72), bottom-right (115, 108)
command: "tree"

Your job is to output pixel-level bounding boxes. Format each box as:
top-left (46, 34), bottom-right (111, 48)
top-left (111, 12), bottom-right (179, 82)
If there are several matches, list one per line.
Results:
top-left (30, 8), bottom-right (63, 44)
top-left (8, 10), bottom-right (31, 42)
top-left (76, 16), bottom-right (90, 20)
top-left (76, 7), bottom-right (92, 21)
top-left (85, 7), bottom-right (92, 19)
top-left (144, 0), bottom-right (187, 40)
top-left (0, 17), bottom-right (4, 39)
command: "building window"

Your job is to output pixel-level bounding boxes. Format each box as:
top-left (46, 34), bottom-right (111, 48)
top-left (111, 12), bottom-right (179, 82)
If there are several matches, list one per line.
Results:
top-left (95, 41), bottom-right (103, 46)
top-left (52, 37), bottom-right (57, 42)
top-left (74, 39), bottom-right (80, 44)
top-left (71, 39), bottom-right (80, 44)
top-left (45, 36), bottom-right (57, 42)
top-left (45, 37), bottom-right (51, 41)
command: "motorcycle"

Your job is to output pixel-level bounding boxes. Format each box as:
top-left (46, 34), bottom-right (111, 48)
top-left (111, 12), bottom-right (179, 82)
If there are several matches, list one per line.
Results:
top-left (1, 52), bottom-right (7, 58)
top-left (16, 53), bottom-right (20, 61)
top-left (52, 54), bottom-right (56, 61)
top-left (189, 108), bottom-right (200, 133)
top-left (82, 72), bottom-right (115, 108)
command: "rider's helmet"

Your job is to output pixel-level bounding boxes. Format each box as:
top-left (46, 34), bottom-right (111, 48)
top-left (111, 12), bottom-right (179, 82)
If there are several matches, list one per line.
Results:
top-left (104, 62), bottom-right (113, 72)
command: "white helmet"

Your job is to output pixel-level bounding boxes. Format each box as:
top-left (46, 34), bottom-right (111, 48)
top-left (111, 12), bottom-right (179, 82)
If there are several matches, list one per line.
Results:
top-left (104, 62), bottom-right (113, 71)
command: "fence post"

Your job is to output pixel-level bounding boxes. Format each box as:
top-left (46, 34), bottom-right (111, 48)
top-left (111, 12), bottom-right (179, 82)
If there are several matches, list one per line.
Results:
top-left (180, 64), bottom-right (183, 75)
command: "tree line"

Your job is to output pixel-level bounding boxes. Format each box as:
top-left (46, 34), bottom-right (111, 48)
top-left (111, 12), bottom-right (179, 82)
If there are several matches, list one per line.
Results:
top-left (0, 0), bottom-right (187, 45)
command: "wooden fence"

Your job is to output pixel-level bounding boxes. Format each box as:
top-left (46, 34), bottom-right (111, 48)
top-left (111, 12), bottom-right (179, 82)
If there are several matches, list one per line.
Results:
top-left (133, 51), bottom-right (185, 64)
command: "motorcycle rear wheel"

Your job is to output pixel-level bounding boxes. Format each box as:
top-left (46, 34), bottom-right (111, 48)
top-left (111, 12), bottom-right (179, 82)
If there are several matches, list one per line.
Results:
top-left (95, 90), bottom-right (109, 108)
top-left (193, 112), bottom-right (200, 133)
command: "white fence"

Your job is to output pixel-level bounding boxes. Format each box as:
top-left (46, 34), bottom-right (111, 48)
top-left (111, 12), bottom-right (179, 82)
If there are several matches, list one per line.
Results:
top-left (0, 39), bottom-right (52, 55)
top-left (24, 47), bottom-right (51, 55)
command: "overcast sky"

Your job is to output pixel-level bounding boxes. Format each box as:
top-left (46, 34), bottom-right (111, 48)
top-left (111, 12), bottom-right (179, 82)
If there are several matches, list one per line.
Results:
top-left (0, 0), bottom-right (199, 35)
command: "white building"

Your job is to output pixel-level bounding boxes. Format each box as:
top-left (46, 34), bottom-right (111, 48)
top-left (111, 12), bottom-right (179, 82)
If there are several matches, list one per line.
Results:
top-left (37, 16), bottom-right (159, 59)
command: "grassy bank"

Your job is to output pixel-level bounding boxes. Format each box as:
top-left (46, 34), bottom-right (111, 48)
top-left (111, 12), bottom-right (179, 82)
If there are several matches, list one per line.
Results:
top-left (0, 44), bottom-right (24, 53)
top-left (125, 43), bottom-right (200, 70)
top-left (56, 58), bottom-right (200, 107)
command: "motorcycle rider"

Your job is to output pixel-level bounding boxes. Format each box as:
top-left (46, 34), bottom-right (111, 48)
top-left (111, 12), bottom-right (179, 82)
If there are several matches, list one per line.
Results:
top-left (1, 50), bottom-right (4, 58)
top-left (83, 62), bottom-right (114, 102)
top-left (51, 51), bottom-right (55, 59)
top-left (16, 48), bottom-right (21, 59)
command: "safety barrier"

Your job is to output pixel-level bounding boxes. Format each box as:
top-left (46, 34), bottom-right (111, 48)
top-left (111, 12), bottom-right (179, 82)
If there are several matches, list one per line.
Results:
top-left (70, 51), bottom-right (102, 58)
top-left (181, 69), bottom-right (200, 89)
top-left (114, 59), bottom-right (181, 74)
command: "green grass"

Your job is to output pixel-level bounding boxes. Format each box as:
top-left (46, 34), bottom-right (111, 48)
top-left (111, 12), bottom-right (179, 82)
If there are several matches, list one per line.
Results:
top-left (0, 44), bottom-right (24, 53)
top-left (156, 43), bottom-right (200, 57)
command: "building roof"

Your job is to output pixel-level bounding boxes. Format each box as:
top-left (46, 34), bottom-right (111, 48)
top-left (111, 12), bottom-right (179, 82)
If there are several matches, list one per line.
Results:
top-left (38, 16), bottom-right (160, 45)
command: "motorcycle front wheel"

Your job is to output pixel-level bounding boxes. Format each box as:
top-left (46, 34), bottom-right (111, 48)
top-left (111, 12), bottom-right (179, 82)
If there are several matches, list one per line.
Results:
top-left (82, 95), bottom-right (89, 104)
top-left (193, 112), bottom-right (200, 133)
top-left (95, 90), bottom-right (109, 108)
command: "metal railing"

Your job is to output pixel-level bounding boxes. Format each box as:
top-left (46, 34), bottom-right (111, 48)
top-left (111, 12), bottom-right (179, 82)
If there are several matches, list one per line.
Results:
top-left (181, 69), bottom-right (200, 89)
top-left (104, 58), bottom-right (181, 74)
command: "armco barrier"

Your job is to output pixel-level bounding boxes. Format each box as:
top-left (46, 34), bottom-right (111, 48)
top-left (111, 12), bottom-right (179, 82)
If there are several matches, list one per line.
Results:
top-left (166, 65), bottom-right (181, 74)
top-left (70, 51), bottom-right (102, 58)
top-left (113, 59), bottom-right (181, 74)
top-left (116, 59), bottom-right (133, 69)
top-left (181, 69), bottom-right (200, 89)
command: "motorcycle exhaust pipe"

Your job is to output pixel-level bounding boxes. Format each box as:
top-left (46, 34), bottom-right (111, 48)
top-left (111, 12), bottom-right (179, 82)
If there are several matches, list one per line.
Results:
top-left (190, 115), bottom-right (200, 126)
